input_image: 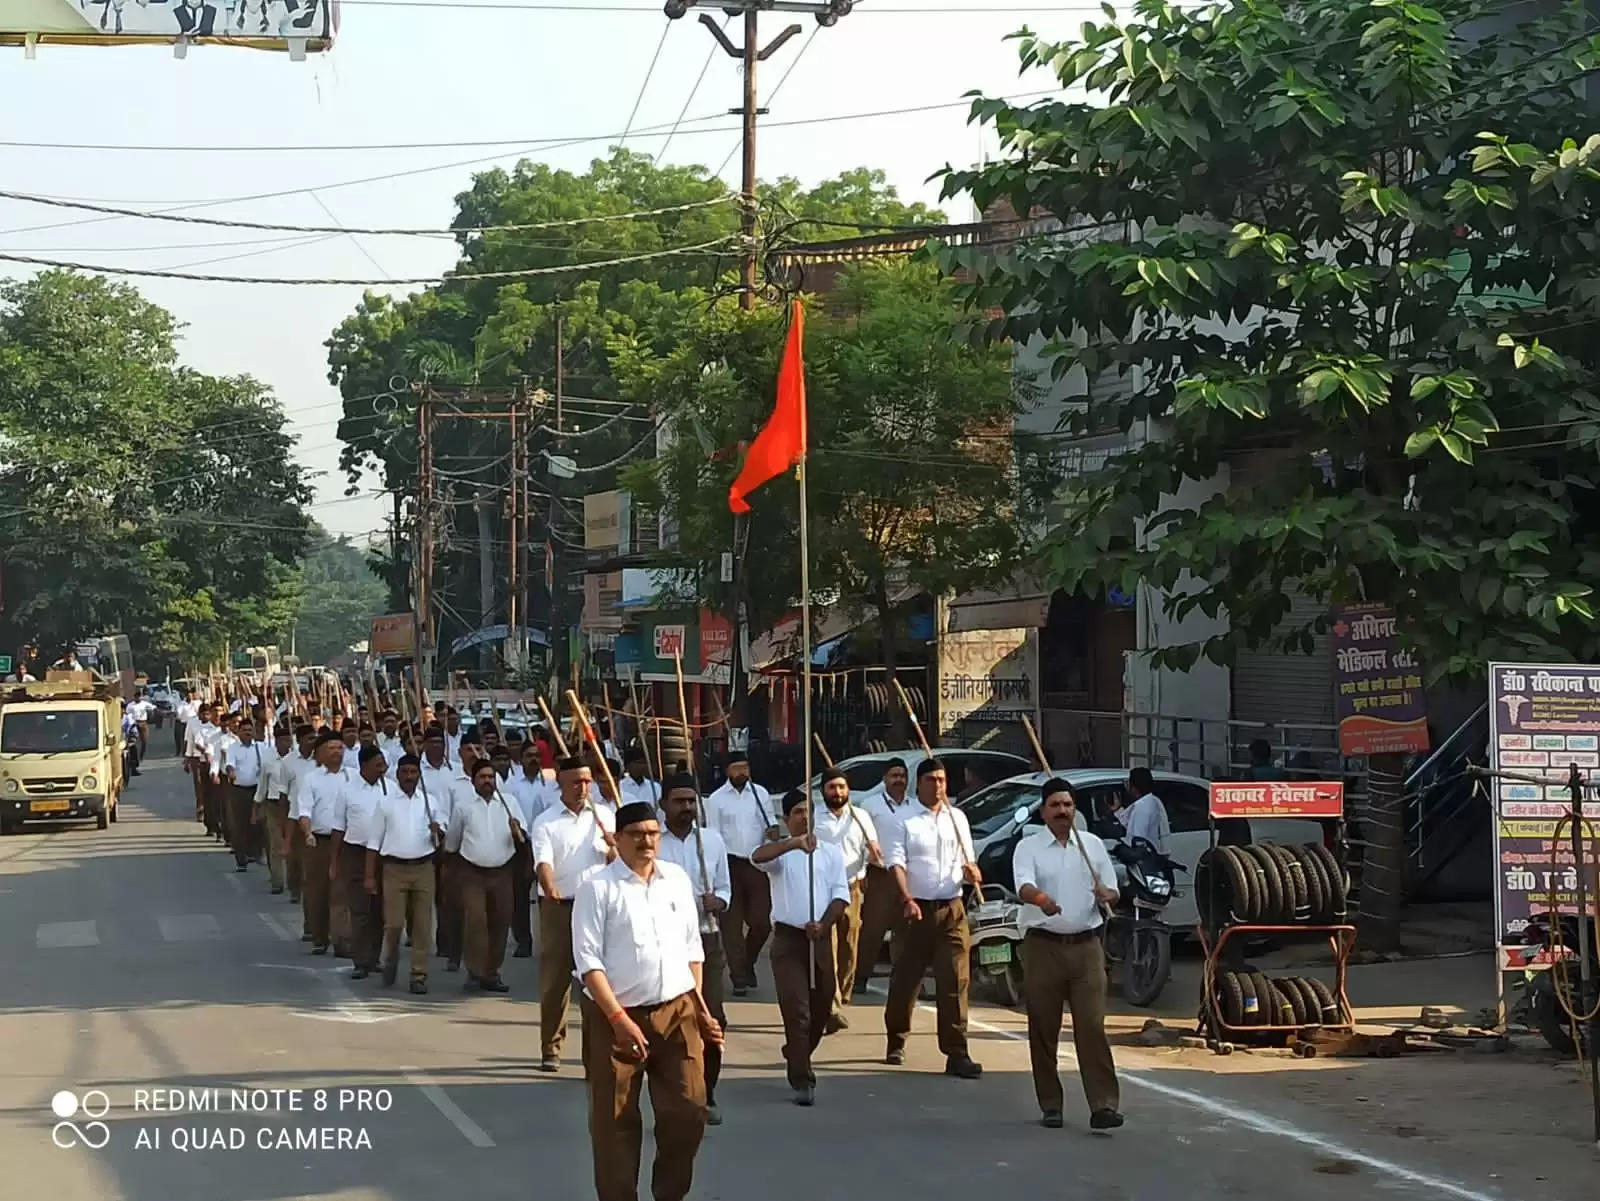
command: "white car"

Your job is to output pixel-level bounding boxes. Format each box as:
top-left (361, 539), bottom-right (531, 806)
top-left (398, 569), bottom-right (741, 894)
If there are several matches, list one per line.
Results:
top-left (955, 769), bottom-right (1328, 936)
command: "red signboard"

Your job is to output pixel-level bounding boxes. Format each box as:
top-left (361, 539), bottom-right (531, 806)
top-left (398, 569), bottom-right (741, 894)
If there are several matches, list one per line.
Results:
top-left (1209, 781), bottom-right (1345, 819)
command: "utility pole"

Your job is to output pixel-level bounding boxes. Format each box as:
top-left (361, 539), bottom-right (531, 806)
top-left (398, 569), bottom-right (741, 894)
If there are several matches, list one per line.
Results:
top-left (666, 0), bottom-right (853, 309)
top-left (414, 392), bottom-right (435, 694)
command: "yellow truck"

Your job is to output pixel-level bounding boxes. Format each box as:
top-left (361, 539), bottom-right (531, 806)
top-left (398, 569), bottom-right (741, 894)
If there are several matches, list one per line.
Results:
top-left (0, 677), bottom-right (125, 833)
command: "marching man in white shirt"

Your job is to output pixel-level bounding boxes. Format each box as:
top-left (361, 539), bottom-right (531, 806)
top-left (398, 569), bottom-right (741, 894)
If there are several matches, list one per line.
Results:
top-left (364, 754), bottom-right (444, 994)
top-left (812, 766), bottom-right (881, 1031)
top-left (332, 746), bottom-right (390, 980)
top-left (282, 725), bottom-right (319, 912)
top-left (655, 772), bottom-right (730, 1124)
top-left (445, 759), bottom-right (525, 994)
top-left (753, 788), bottom-right (851, 1107)
top-left (856, 757), bottom-right (913, 994)
top-left (882, 758), bottom-right (984, 1080)
top-left (255, 725), bottom-right (295, 895)
top-left (293, 732), bottom-right (349, 955)
top-left (1012, 777), bottom-right (1123, 1131)
top-left (419, 727), bottom-right (462, 970)
top-left (530, 756), bottom-right (617, 1072)
top-left (223, 716), bottom-right (265, 873)
top-left (618, 747), bottom-right (661, 808)
top-left (572, 800), bottom-right (723, 1201)
top-left (704, 751), bottom-right (778, 995)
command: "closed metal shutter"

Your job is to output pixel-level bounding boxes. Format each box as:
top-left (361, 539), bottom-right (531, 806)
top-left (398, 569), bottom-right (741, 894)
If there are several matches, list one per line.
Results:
top-left (1231, 589), bottom-right (1335, 727)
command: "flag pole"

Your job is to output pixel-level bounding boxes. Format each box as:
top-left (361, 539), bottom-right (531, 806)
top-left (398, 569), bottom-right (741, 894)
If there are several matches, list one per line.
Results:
top-left (800, 450), bottom-right (816, 989)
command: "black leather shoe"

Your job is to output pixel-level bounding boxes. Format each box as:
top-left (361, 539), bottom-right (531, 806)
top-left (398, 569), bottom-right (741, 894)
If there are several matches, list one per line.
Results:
top-left (1089, 1109), bottom-right (1124, 1131)
top-left (482, 976), bottom-right (510, 993)
top-left (350, 967), bottom-right (369, 981)
top-left (446, 958), bottom-right (461, 973)
top-left (945, 1056), bottom-right (983, 1080)
top-left (884, 1048), bottom-right (905, 1066)
top-left (409, 978), bottom-right (428, 995)
top-left (538, 1055), bottom-right (560, 1073)
top-left (512, 944), bottom-right (532, 958)
top-left (706, 1103), bottom-right (722, 1126)
top-left (1041, 1110), bottom-right (1064, 1129)
top-left (311, 944), bottom-right (328, 955)
top-left (792, 1085), bottom-right (815, 1107)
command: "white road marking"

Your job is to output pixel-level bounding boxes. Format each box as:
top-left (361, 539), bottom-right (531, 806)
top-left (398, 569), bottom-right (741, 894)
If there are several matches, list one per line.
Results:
top-left (157, 913), bottom-right (222, 942)
top-left (36, 920), bottom-right (98, 948)
top-left (873, 983), bottom-right (1503, 1201)
top-left (258, 912), bottom-right (295, 941)
top-left (253, 962), bottom-right (413, 1024)
top-left (402, 1066), bottom-right (495, 1147)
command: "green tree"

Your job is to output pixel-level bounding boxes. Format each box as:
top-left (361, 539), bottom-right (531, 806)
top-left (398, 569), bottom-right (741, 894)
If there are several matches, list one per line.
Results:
top-left (941, 0), bottom-right (1600, 947)
top-left (618, 260), bottom-right (1043, 727)
top-left (0, 271), bottom-right (312, 673)
top-left (289, 535), bottom-right (388, 664)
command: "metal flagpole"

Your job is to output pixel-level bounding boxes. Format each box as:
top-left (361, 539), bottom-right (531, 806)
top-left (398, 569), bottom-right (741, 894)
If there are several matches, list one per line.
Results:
top-left (799, 452), bottom-right (815, 988)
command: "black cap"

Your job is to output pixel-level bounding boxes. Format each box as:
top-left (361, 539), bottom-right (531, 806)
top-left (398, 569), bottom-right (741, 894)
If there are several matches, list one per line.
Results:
top-left (615, 801), bottom-right (658, 830)
top-left (397, 754), bottom-right (421, 769)
top-left (359, 745), bottom-right (386, 766)
top-left (314, 730), bottom-right (342, 748)
top-left (916, 757), bottom-right (946, 780)
top-left (725, 751), bottom-right (749, 767)
top-left (781, 788), bottom-right (807, 816)
top-left (883, 757), bottom-right (907, 773)
top-left (821, 766), bottom-right (847, 785)
top-left (557, 755), bottom-right (586, 773)
top-left (664, 771), bottom-right (698, 795)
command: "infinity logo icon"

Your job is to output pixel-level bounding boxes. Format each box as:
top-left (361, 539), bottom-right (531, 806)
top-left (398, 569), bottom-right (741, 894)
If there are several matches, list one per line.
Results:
top-left (50, 1090), bottom-right (111, 1150)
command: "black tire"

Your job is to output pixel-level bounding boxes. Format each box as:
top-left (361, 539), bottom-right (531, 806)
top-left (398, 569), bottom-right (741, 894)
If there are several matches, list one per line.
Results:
top-left (1528, 976), bottom-right (1587, 1056)
top-left (95, 807), bottom-right (109, 830)
top-left (1290, 976), bottom-right (1323, 1026)
top-left (1292, 844), bottom-right (1329, 924)
top-left (109, 799), bottom-right (118, 824)
top-left (992, 959), bottom-right (1024, 1008)
top-left (1278, 975), bottom-right (1310, 1026)
top-left (1305, 976), bottom-right (1342, 1024)
top-left (1120, 926), bottom-right (1172, 1008)
top-left (907, 687), bottom-right (926, 720)
top-left (1305, 842), bottom-right (1347, 920)
top-left (865, 683), bottom-right (887, 718)
top-left (868, 739), bottom-right (888, 754)
top-left (1247, 971), bottom-right (1280, 1026)
top-left (1218, 846), bottom-right (1259, 925)
top-left (1217, 969), bottom-right (1245, 1028)
top-left (1236, 968), bottom-right (1262, 1026)
top-left (1195, 849), bottom-right (1228, 931)
top-left (1242, 845), bottom-right (1286, 924)
top-left (1266, 844), bottom-right (1309, 920)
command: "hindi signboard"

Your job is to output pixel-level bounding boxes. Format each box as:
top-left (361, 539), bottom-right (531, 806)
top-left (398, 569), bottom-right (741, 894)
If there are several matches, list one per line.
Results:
top-left (936, 627), bottom-right (1039, 737)
top-left (1489, 662), bottom-right (1600, 960)
top-left (368, 614), bottom-right (414, 658)
top-left (0, 0), bottom-right (335, 50)
top-left (1330, 602), bottom-right (1429, 756)
top-left (1208, 781), bottom-right (1345, 819)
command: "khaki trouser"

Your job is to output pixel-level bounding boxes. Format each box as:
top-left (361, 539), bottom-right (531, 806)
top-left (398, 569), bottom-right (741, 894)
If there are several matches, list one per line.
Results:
top-left (1021, 930), bottom-right (1119, 1115)
top-left (772, 924), bottom-right (836, 1088)
top-left (539, 898), bottom-right (577, 1057)
top-left (382, 858), bottom-right (436, 980)
top-left (583, 991), bottom-right (707, 1201)
top-left (300, 837), bottom-right (334, 949)
top-left (854, 864), bottom-right (903, 990)
top-left (340, 842), bottom-right (382, 970)
top-left (459, 860), bottom-right (513, 982)
top-left (260, 799), bottom-right (289, 891)
top-left (831, 877), bottom-right (865, 1013)
top-left (724, 855), bottom-right (772, 986)
top-left (884, 896), bottom-right (970, 1059)
top-left (701, 934), bottom-right (726, 1103)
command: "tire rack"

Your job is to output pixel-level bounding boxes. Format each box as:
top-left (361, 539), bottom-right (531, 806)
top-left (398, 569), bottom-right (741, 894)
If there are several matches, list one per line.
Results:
top-left (1195, 781), bottom-right (1357, 1055)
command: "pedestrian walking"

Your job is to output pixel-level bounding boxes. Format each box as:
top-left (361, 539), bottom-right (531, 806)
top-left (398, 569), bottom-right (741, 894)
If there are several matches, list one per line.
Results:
top-left (292, 731), bottom-right (349, 955)
top-left (812, 766), bottom-right (880, 1030)
top-left (572, 800), bottom-right (723, 1201)
top-left (223, 718), bottom-right (265, 872)
top-left (655, 772), bottom-right (730, 1124)
top-left (333, 746), bottom-right (389, 980)
top-left (365, 754), bottom-right (442, 994)
top-left (530, 755), bottom-right (617, 1071)
top-left (753, 789), bottom-right (850, 1106)
top-left (1013, 777), bottom-right (1123, 1131)
top-left (881, 757), bottom-right (984, 1079)
top-left (420, 727), bottom-right (463, 972)
top-left (704, 752), bottom-right (777, 995)
top-left (256, 726), bottom-right (295, 895)
top-left (445, 759), bottom-right (524, 993)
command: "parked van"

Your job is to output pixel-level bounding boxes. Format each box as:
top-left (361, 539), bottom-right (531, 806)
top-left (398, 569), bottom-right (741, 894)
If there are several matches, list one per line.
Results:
top-left (0, 678), bottom-right (125, 833)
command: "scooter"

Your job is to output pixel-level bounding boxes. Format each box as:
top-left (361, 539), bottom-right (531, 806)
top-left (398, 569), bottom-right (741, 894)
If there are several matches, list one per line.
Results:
top-left (967, 883), bottom-right (1026, 1007)
top-left (1510, 912), bottom-right (1597, 1056)
top-left (1103, 835), bottom-right (1184, 1007)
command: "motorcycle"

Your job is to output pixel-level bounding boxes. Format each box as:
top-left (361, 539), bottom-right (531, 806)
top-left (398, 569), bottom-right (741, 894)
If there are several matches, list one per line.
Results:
top-left (1103, 835), bottom-right (1184, 1007)
top-left (1510, 913), bottom-right (1597, 1056)
top-left (967, 882), bottom-right (1026, 1007)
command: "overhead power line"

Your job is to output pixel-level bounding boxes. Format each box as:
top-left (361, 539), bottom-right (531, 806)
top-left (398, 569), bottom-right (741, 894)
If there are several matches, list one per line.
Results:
top-left (0, 236), bottom-right (736, 286)
top-left (622, 22), bottom-right (674, 147)
top-left (0, 191), bottom-right (738, 237)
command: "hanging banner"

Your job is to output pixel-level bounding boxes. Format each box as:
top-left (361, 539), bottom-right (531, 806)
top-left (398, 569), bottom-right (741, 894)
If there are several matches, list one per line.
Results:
top-left (0, 0), bottom-right (335, 49)
top-left (1330, 602), bottom-right (1429, 756)
top-left (936, 627), bottom-right (1039, 737)
top-left (368, 613), bottom-right (414, 657)
top-left (1209, 780), bottom-right (1344, 819)
top-left (1489, 662), bottom-right (1600, 962)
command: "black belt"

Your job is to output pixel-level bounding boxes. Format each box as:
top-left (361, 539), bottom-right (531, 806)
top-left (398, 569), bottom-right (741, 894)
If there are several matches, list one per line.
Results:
top-left (1025, 927), bottom-right (1100, 944)
top-left (384, 854), bottom-right (434, 866)
top-left (775, 921), bottom-right (815, 935)
top-left (913, 897), bottom-right (963, 907)
top-left (462, 858), bottom-right (513, 871)
top-left (544, 897), bottom-right (574, 906)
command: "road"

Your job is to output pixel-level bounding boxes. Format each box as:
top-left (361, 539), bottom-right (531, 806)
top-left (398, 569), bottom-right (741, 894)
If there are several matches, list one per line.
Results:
top-left (0, 747), bottom-right (1541, 1201)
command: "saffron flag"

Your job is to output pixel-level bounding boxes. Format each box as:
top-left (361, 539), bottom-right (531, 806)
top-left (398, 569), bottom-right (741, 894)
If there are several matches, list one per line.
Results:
top-left (729, 301), bottom-right (807, 514)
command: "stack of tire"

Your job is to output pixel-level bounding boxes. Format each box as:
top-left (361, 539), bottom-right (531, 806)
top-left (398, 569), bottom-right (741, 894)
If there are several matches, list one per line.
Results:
top-left (863, 682), bottom-right (926, 753)
top-left (643, 718), bottom-right (692, 777)
top-left (1212, 970), bottom-right (1343, 1030)
top-left (1195, 842), bottom-right (1349, 929)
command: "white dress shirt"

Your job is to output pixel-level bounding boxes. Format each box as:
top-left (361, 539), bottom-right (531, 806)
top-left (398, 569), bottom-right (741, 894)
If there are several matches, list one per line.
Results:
top-left (506, 773), bottom-right (553, 830)
top-left (417, 758), bottom-right (458, 827)
top-left (208, 729), bottom-right (235, 782)
top-left (814, 803), bottom-right (879, 882)
top-left (446, 790), bottom-right (520, 868)
top-left (225, 739), bottom-right (265, 788)
top-left (657, 824), bottom-right (731, 933)
top-left (530, 801), bottom-right (617, 899)
top-left (298, 767), bottom-right (351, 835)
top-left (174, 700), bottom-right (196, 728)
top-left (620, 776), bottom-right (662, 807)
top-left (341, 744), bottom-right (361, 773)
top-left (884, 802), bottom-right (975, 901)
top-left (572, 858), bottom-right (703, 1009)
top-left (284, 751), bottom-right (318, 812)
top-left (127, 699), bottom-right (154, 723)
top-left (183, 718), bottom-right (214, 760)
top-left (705, 779), bottom-right (777, 859)
top-left (1012, 827), bottom-right (1117, 935)
top-left (370, 785), bottom-right (440, 861)
top-left (255, 743), bottom-right (290, 803)
top-left (1121, 791), bottom-right (1171, 854)
top-left (338, 775), bottom-right (389, 849)
top-left (859, 787), bottom-right (914, 844)
top-left (444, 730), bottom-right (463, 761)
top-left (758, 840), bottom-right (851, 927)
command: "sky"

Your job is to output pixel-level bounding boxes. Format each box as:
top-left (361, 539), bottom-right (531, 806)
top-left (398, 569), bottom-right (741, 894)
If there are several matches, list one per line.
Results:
top-left (0, 0), bottom-right (1108, 540)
